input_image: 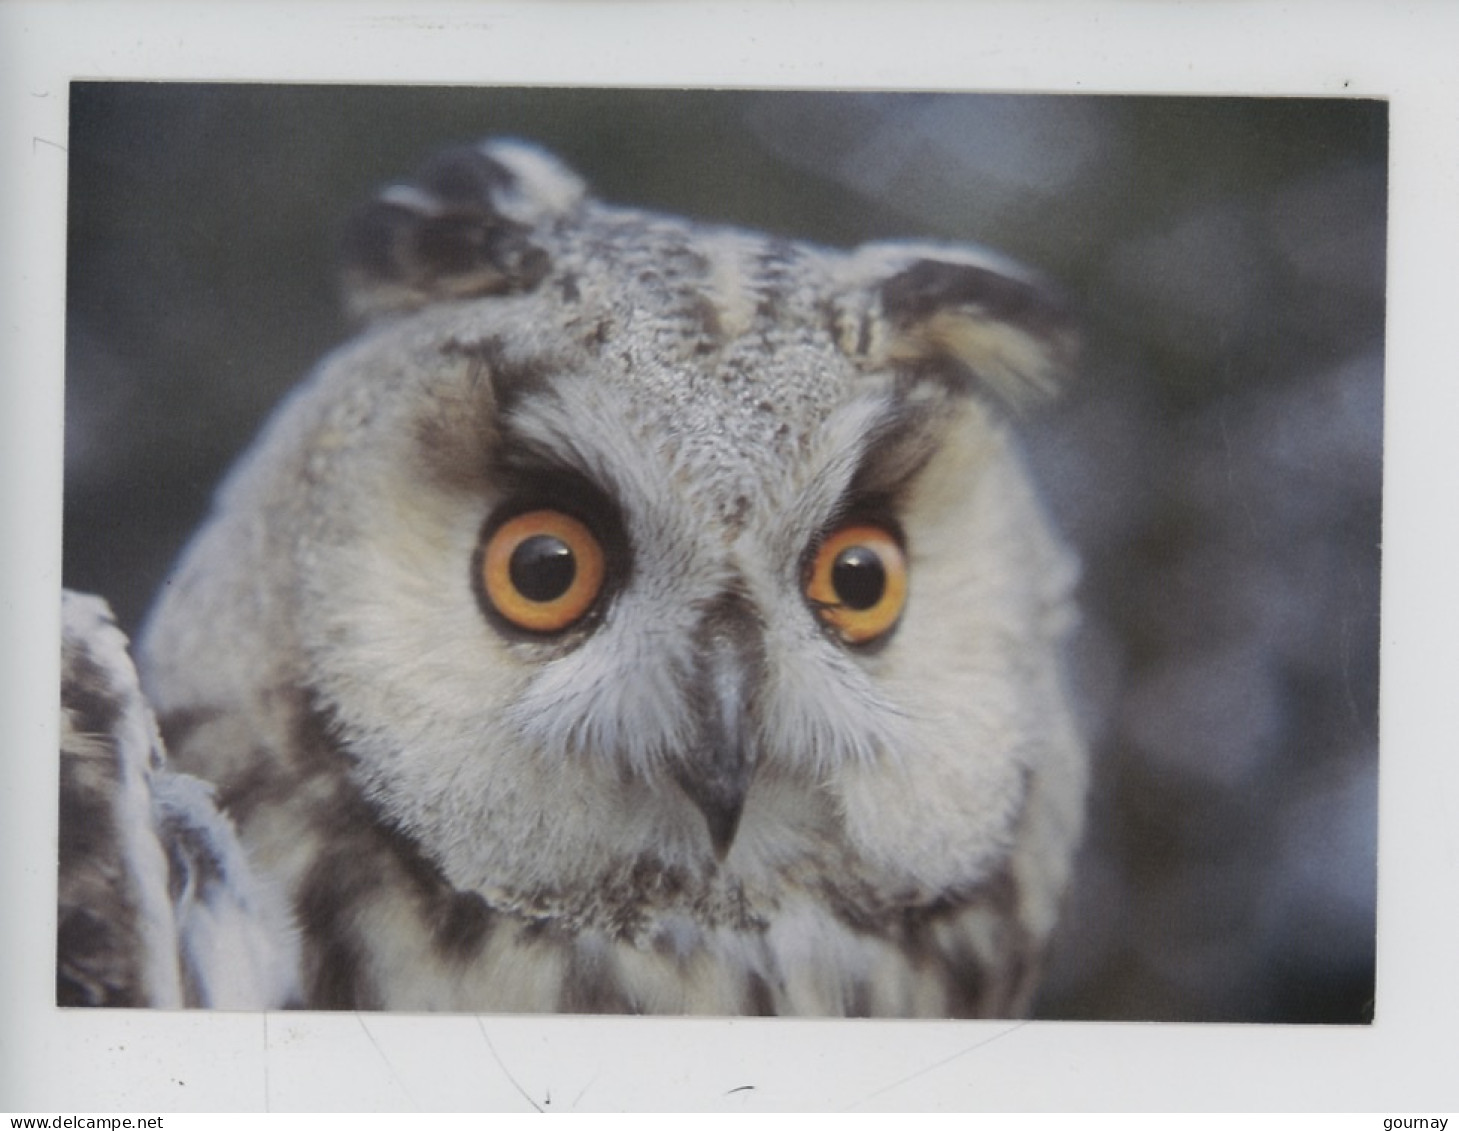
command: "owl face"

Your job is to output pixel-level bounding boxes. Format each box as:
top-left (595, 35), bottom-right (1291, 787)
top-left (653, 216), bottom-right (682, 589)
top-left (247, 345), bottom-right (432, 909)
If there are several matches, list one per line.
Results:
top-left (139, 140), bottom-right (1085, 1010)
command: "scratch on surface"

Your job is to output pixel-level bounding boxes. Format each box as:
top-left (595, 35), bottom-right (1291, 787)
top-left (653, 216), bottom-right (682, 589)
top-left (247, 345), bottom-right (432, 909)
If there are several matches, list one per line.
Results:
top-left (572, 1065), bottom-right (602, 1109)
top-left (262, 1012), bottom-right (272, 1112)
top-left (842, 1020), bottom-right (1031, 1110)
top-left (1338, 560), bottom-right (1376, 739)
top-left (32, 136), bottom-right (66, 155)
top-left (476, 1015), bottom-right (544, 1112)
top-left (357, 1013), bottom-right (422, 1111)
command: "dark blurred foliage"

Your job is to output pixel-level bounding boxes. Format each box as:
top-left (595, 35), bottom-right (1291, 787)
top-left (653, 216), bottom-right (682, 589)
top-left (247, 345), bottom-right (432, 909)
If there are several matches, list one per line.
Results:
top-left (63, 84), bottom-right (1384, 1024)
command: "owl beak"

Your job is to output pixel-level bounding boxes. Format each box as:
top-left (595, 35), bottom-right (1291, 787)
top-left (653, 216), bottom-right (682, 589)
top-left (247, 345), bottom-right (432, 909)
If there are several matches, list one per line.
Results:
top-left (674, 663), bottom-right (755, 860)
top-left (675, 605), bottom-right (762, 860)
top-left (674, 755), bottom-right (749, 861)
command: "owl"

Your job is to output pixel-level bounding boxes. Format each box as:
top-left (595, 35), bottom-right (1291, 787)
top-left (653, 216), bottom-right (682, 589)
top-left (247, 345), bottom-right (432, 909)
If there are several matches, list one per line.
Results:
top-left (58, 590), bottom-right (298, 1008)
top-left (112, 139), bottom-right (1086, 1015)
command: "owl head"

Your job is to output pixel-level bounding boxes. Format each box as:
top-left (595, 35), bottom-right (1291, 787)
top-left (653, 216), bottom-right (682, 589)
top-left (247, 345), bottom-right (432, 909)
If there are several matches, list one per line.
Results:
top-left (141, 139), bottom-right (1084, 960)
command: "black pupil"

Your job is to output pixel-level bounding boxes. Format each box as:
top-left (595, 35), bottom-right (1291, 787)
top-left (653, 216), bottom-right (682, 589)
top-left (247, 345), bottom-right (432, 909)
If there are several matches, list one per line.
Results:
top-left (831, 545), bottom-right (887, 610)
top-left (509, 534), bottom-right (576, 603)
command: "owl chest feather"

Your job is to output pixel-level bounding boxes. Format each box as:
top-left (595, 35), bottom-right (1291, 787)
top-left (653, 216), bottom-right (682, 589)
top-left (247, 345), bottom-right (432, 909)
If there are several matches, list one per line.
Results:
top-left (279, 781), bottom-right (1031, 1017)
top-left (183, 696), bottom-right (1032, 1017)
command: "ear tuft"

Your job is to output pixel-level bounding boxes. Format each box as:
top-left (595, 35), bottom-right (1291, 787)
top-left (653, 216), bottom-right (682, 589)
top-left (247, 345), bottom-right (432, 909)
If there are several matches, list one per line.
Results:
top-left (340, 139), bottom-right (585, 321)
top-left (835, 242), bottom-right (1078, 407)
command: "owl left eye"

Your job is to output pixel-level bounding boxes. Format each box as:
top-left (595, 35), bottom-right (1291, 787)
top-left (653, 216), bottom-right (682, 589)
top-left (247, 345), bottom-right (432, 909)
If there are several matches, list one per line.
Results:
top-left (480, 509), bottom-right (606, 633)
top-left (805, 523), bottom-right (908, 645)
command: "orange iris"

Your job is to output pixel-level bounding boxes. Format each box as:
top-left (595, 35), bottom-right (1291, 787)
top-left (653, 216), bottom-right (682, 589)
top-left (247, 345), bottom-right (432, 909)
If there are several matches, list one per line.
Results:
top-left (805, 523), bottom-right (908, 645)
top-left (481, 510), bottom-right (605, 633)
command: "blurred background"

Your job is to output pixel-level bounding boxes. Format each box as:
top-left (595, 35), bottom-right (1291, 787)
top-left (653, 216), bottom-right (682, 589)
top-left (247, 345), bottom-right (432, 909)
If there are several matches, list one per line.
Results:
top-left (63, 84), bottom-right (1385, 1024)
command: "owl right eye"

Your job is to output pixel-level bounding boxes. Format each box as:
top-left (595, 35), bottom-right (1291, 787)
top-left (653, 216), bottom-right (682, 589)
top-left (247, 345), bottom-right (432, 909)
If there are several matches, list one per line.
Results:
top-left (804, 522), bottom-right (909, 646)
top-left (480, 509), bottom-right (606, 633)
